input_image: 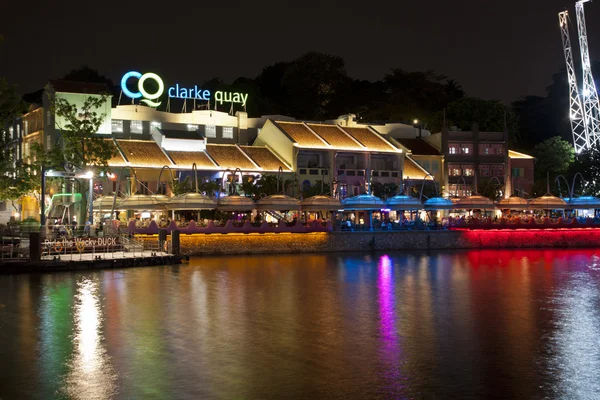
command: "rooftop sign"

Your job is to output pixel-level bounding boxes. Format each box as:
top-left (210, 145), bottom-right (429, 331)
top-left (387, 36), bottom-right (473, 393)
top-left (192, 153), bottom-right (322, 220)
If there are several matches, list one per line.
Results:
top-left (121, 71), bottom-right (248, 108)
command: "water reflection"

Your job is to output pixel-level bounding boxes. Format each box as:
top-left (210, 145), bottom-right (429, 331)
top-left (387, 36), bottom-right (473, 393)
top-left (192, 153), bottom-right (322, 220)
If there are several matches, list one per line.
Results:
top-left (2, 250), bottom-right (600, 398)
top-left (377, 254), bottom-right (404, 396)
top-left (61, 278), bottom-right (117, 399)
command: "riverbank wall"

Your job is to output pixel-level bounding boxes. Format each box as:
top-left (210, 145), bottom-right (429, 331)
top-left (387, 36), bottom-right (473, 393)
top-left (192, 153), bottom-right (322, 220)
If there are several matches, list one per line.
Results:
top-left (138, 229), bottom-right (600, 256)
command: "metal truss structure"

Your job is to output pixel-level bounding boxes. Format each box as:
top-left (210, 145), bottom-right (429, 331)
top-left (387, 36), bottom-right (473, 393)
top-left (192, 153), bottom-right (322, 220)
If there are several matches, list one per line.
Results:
top-left (576, 0), bottom-right (600, 150)
top-left (559, 10), bottom-right (589, 153)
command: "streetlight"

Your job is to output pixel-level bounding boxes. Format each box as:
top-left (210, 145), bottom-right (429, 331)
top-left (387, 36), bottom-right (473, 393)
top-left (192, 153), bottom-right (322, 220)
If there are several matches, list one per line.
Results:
top-left (413, 119), bottom-right (422, 138)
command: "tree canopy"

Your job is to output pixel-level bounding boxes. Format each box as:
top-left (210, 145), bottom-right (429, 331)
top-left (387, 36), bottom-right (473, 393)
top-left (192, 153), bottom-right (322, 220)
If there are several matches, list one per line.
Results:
top-left (532, 136), bottom-right (575, 180)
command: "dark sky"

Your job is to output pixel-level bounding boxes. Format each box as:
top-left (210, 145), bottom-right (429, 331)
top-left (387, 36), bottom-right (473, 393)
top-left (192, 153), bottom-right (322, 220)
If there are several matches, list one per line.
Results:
top-left (2, 0), bottom-right (600, 103)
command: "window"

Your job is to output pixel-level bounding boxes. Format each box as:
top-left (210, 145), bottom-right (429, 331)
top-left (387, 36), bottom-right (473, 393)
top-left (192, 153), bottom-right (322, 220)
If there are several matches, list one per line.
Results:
top-left (449, 144), bottom-right (459, 154)
top-left (130, 120), bottom-right (143, 134)
top-left (449, 164), bottom-right (461, 176)
top-left (492, 165), bottom-right (504, 177)
top-left (431, 160), bottom-right (439, 172)
top-left (462, 165), bottom-right (474, 176)
top-left (187, 124), bottom-right (199, 131)
top-left (223, 126), bottom-right (234, 139)
top-left (24, 142), bottom-right (30, 159)
top-left (46, 111), bottom-right (52, 125)
top-left (205, 125), bottom-right (216, 138)
top-left (8, 127), bottom-right (13, 139)
top-left (46, 135), bottom-right (52, 150)
top-left (150, 121), bottom-right (161, 135)
top-left (139, 181), bottom-right (149, 195)
top-left (512, 167), bottom-right (524, 177)
top-left (24, 121), bottom-right (28, 135)
top-left (460, 144), bottom-right (472, 155)
top-left (480, 165), bottom-right (491, 177)
top-left (480, 144), bottom-right (490, 154)
top-left (112, 120), bottom-right (123, 133)
top-left (421, 160), bottom-right (431, 171)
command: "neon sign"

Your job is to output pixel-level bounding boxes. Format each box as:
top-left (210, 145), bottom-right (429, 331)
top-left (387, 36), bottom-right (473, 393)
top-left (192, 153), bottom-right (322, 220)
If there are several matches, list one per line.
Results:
top-left (121, 71), bottom-right (248, 108)
top-left (121, 71), bottom-right (164, 107)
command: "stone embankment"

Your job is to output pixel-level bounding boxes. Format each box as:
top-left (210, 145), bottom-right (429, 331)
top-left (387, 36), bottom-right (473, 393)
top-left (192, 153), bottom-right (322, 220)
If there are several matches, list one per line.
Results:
top-left (138, 229), bottom-right (600, 256)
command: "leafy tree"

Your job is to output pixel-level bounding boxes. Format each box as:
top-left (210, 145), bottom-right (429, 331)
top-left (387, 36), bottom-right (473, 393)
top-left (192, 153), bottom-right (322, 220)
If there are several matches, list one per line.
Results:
top-left (439, 97), bottom-right (520, 144)
top-left (370, 181), bottom-right (398, 199)
top-left (48, 89), bottom-right (116, 222)
top-left (477, 179), bottom-right (502, 201)
top-left (0, 78), bottom-right (27, 129)
top-left (255, 174), bottom-right (279, 196)
top-left (532, 136), bottom-right (575, 180)
top-left (569, 142), bottom-right (600, 196)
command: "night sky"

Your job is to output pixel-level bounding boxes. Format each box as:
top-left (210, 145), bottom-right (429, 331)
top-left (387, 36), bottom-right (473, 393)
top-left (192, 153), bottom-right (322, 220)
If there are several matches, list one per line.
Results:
top-left (2, 0), bottom-right (600, 103)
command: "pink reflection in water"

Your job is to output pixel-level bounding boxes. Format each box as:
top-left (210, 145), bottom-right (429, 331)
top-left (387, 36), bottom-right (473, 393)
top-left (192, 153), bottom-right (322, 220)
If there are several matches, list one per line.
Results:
top-left (377, 254), bottom-right (404, 394)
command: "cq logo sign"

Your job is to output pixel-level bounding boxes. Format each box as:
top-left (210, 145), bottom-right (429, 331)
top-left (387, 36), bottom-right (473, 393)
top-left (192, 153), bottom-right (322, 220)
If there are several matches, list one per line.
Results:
top-left (121, 71), bottom-right (164, 107)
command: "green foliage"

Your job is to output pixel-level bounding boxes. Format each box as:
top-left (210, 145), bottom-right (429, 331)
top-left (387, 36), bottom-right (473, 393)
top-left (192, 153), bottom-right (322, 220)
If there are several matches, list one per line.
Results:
top-left (569, 142), bottom-right (600, 196)
top-left (49, 90), bottom-right (116, 170)
top-left (439, 97), bottom-right (520, 144)
top-left (477, 179), bottom-right (502, 201)
top-left (0, 78), bottom-right (27, 130)
top-left (300, 179), bottom-right (332, 199)
top-left (255, 174), bottom-right (279, 196)
top-left (370, 182), bottom-right (398, 200)
top-left (532, 136), bottom-right (575, 180)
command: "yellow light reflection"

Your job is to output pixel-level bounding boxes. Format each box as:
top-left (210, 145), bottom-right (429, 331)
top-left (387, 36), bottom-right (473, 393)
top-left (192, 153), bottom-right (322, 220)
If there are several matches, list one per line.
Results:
top-left (61, 278), bottom-right (117, 399)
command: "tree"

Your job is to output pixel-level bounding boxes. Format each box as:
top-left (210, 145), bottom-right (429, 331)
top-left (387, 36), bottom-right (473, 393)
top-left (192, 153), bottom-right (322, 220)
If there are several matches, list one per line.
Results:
top-left (569, 142), bottom-right (600, 196)
top-left (0, 78), bottom-right (26, 129)
top-left (48, 89), bottom-right (117, 223)
top-left (532, 136), bottom-right (575, 180)
top-left (440, 97), bottom-right (520, 144)
top-left (477, 179), bottom-right (502, 201)
top-left (255, 174), bottom-right (279, 196)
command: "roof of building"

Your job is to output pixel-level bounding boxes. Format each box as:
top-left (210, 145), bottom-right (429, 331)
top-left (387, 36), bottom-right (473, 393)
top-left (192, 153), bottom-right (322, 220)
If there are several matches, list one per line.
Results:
top-left (50, 80), bottom-right (111, 95)
top-left (158, 128), bottom-right (204, 140)
top-left (306, 123), bottom-right (363, 150)
top-left (508, 150), bottom-right (534, 159)
top-left (205, 144), bottom-right (257, 170)
top-left (106, 140), bottom-right (128, 167)
top-left (395, 138), bottom-right (441, 155)
top-left (238, 146), bottom-right (291, 171)
top-left (167, 151), bottom-right (217, 169)
top-left (115, 140), bottom-right (171, 167)
top-left (340, 127), bottom-right (397, 152)
top-left (403, 156), bottom-right (433, 180)
top-left (274, 121), bottom-right (328, 148)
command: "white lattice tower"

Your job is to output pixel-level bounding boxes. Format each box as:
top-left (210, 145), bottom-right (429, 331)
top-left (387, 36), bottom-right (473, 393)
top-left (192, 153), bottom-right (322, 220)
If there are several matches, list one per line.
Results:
top-left (559, 10), bottom-right (589, 153)
top-left (576, 0), bottom-right (600, 149)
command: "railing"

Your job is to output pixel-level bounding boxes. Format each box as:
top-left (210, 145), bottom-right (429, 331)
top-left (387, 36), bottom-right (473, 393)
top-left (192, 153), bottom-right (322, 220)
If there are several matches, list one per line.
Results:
top-left (298, 168), bottom-right (328, 176)
top-left (0, 233), bottom-right (29, 262)
top-left (336, 169), bottom-right (365, 177)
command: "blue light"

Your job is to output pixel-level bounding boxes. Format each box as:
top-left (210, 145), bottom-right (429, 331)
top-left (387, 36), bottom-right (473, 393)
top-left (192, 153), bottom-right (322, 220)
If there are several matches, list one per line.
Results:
top-left (121, 71), bottom-right (142, 99)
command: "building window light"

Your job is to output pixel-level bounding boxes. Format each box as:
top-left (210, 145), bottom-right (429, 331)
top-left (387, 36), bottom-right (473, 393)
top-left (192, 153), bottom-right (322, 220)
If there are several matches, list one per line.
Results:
top-left (205, 125), bottom-right (216, 138)
top-left (130, 120), bottom-right (143, 134)
top-left (111, 120), bottom-right (123, 133)
top-left (223, 127), bottom-right (234, 139)
top-left (187, 124), bottom-right (199, 131)
top-left (150, 121), bottom-right (161, 134)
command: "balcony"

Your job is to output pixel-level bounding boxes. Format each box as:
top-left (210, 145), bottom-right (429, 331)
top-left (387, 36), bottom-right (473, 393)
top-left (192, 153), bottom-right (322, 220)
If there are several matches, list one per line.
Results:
top-left (298, 168), bottom-right (329, 177)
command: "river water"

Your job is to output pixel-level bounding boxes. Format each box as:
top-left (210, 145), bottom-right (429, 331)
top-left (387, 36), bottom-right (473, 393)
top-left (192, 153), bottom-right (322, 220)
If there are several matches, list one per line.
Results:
top-left (1, 250), bottom-right (600, 399)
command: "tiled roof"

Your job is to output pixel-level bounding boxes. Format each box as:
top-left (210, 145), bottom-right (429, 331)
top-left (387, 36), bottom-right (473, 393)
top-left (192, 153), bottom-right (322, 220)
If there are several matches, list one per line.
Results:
top-left (340, 127), bottom-right (397, 152)
top-left (403, 156), bottom-right (433, 180)
top-left (116, 140), bottom-right (171, 167)
top-left (167, 151), bottom-right (217, 169)
top-left (395, 138), bottom-right (441, 155)
top-left (306, 124), bottom-right (363, 149)
top-left (205, 144), bottom-right (256, 170)
top-left (275, 121), bottom-right (328, 148)
top-left (239, 146), bottom-right (291, 171)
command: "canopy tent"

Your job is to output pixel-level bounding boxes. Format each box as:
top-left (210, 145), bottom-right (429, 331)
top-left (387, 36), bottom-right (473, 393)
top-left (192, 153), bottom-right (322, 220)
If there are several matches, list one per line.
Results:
top-left (166, 192), bottom-right (217, 210)
top-left (300, 195), bottom-right (341, 212)
top-left (385, 195), bottom-right (423, 211)
top-left (256, 194), bottom-right (301, 211)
